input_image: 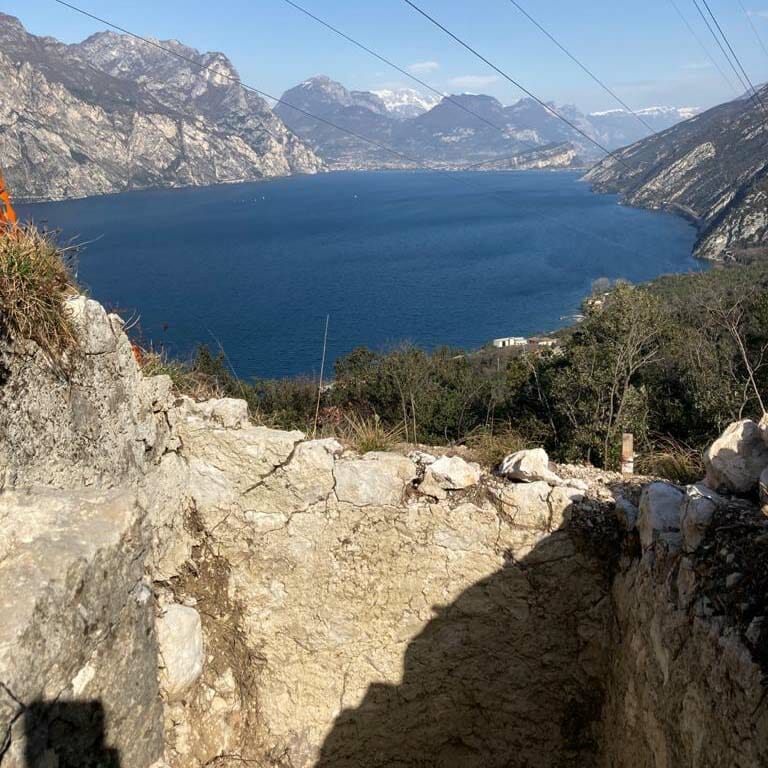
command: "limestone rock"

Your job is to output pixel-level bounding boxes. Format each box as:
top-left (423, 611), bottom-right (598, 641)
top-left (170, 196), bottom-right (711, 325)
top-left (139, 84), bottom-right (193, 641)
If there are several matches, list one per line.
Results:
top-left (180, 397), bottom-right (250, 430)
top-left (1, 15), bottom-right (322, 203)
top-left (704, 419), bottom-right (768, 494)
top-left (334, 452), bottom-right (417, 506)
top-left (615, 497), bottom-right (640, 530)
top-left (418, 455), bottom-right (481, 499)
top-left (0, 488), bottom-right (163, 767)
top-left (157, 605), bottom-right (204, 703)
top-left (547, 485), bottom-right (585, 531)
top-left (0, 295), bottom-right (170, 489)
top-left (408, 450), bottom-right (437, 466)
top-left (680, 484), bottom-right (722, 552)
top-left (760, 465), bottom-right (768, 514)
top-left (637, 482), bottom-right (685, 550)
top-left (500, 448), bottom-right (563, 485)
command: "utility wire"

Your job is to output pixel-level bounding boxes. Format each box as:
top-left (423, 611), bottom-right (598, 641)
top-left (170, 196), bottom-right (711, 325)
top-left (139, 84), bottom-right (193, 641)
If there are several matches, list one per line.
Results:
top-left (52, 0), bottom-right (651, 259)
top-left (53, 0), bottom-right (434, 169)
top-left (698, 0), bottom-right (766, 110)
top-left (736, 0), bottom-right (768, 61)
top-left (690, 0), bottom-right (754, 100)
top-left (667, 0), bottom-right (739, 94)
top-left (281, 0), bottom-right (544, 155)
top-left (504, 0), bottom-right (655, 134)
top-left (401, 0), bottom-right (631, 168)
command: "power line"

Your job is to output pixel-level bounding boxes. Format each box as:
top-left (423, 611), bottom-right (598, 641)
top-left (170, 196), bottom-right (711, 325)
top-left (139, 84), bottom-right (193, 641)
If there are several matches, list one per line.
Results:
top-left (698, 0), bottom-right (766, 111)
top-left (504, 0), bottom-right (656, 134)
top-left (401, 0), bottom-right (631, 168)
top-left (667, 0), bottom-right (740, 94)
top-left (280, 0), bottom-right (543, 155)
top-left (53, 0), bottom-right (433, 169)
top-left (690, 0), bottom-right (754, 100)
top-left (52, 0), bottom-right (652, 259)
top-left (736, 0), bottom-right (768, 61)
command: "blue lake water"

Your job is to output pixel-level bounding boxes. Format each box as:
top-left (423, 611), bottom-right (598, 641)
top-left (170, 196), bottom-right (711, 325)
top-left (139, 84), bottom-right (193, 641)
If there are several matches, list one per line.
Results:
top-left (20, 170), bottom-right (702, 379)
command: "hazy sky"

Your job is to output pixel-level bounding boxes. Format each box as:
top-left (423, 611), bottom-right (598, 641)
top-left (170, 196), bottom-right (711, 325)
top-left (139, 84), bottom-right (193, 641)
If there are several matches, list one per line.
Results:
top-left (5, 0), bottom-right (768, 112)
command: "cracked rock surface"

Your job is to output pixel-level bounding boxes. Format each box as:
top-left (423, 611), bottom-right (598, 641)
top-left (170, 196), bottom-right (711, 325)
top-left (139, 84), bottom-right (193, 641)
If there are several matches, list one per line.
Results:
top-left (1, 294), bottom-right (767, 767)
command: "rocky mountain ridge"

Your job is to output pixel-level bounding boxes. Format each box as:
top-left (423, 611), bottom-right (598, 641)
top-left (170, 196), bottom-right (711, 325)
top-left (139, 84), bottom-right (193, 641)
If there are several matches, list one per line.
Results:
top-left (0, 13), bottom-right (322, 202)
top-left (0, 292), bottom-right (766, 766)
top-left (275, 74), bottom-right (698, 170)
top-left (585, 85), bottom-right (768, 261)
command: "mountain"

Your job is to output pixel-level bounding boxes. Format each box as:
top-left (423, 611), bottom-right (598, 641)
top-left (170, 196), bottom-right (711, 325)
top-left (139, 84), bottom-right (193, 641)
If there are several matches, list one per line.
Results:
top-left (371, 88), bottom-right (441, 119)
top-left (588, 106), bottom-right (701, 150)
top-left (276, 76), bottom-right (588, 169)
top-left (0, 13), bottom-right (321, 202)
top-left (276, 75), bottom-right (697, 171)
top-left (585, 87), bottom-right (768, 261)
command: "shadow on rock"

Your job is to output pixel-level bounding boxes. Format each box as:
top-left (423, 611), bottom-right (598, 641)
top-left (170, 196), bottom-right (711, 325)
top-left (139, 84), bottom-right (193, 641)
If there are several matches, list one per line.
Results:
top-left (24, 700), bottom-right (120, 767)
top-left (315, 506), bottom-right (620, 768)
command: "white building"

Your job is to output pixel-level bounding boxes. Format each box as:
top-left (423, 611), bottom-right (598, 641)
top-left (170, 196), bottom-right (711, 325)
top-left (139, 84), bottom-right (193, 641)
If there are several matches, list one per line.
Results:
top-left (492, 336), bottom-right (527, 349)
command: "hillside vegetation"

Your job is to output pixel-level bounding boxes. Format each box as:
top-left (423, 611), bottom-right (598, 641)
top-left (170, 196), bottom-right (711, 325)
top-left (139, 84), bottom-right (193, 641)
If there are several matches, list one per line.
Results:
top-left (154, 263), bottom-right (768, 473)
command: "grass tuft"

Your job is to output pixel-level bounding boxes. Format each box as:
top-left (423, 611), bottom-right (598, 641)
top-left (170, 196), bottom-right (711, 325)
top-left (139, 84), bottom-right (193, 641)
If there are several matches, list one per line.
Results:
top-left (0, 226), bottom-right (78, 358)
top-left (140, 348), bottom-right (226, 402)
top-left (636, 436), bottom-right (704, 485)
top-left (342, 412), bottom-right (405, 454)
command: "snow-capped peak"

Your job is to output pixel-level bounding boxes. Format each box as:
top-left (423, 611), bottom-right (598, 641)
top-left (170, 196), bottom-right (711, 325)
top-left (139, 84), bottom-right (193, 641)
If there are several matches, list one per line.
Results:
top-left (371, 88), bottom-right (441, 118)
top-left (589, 106), bottom-right (700, 119)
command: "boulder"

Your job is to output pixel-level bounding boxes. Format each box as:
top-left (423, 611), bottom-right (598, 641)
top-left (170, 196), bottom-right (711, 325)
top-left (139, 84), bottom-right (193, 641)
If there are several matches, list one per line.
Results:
top-left (704, 419), bottom-right (768, 495)
top-left (334, 452), bottom-right (418, 507)
top-left (638, 482), bottom-right (685, 550)
top-left (157, 605), bottom-right (204, 702)
top-left (680, 484), bottom-right (722, 552)
top-left (500, 448), bottom-right (563, 485)
top-left (419, 455), bottom-right (481, 499)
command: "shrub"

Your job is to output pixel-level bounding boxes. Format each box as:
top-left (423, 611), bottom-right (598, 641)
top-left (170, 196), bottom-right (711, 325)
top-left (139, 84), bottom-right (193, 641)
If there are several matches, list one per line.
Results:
top-left (0, 226), bottom-right (78, 358)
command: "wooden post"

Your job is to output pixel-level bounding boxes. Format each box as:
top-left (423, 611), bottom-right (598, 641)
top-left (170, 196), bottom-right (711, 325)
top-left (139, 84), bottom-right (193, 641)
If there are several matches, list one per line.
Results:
top-left (621, 433), bottom-right (634, 475)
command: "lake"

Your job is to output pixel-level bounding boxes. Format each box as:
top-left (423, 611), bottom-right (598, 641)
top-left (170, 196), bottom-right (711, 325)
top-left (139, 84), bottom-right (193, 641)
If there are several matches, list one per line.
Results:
top-left (20, 170), bottom-right (702, 379)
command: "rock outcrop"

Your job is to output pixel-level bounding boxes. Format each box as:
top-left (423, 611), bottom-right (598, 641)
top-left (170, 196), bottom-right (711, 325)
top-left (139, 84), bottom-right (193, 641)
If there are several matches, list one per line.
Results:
top-left (1, 295), bottom-right (766, 767)
top-left (585, 85), bottom-right (768, 262)
top-left (0, 13), bottom-right (322, 203)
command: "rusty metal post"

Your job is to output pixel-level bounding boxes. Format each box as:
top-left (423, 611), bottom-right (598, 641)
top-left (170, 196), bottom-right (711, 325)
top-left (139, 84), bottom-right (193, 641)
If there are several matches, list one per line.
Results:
top-left (621, 433), bottom-right (634, 475)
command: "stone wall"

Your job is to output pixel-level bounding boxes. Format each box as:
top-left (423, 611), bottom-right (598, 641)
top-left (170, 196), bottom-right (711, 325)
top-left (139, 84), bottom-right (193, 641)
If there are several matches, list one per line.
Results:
top-left (599, 473), bottom-right (768, 767)
top-left (148, 403), bottom-right (616, 767)
top-left (1, 295), bottom-right (767, 767)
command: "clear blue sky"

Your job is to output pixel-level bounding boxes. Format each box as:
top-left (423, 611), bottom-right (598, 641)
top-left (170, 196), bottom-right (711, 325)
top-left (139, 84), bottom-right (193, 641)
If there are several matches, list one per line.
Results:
top-left (5, 0), bottom-right (768, 112)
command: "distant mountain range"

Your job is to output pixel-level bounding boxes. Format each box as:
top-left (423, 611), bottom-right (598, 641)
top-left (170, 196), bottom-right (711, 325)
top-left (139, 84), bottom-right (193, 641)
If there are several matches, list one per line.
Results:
top-left (0, 11), bottom-right (703, 202)
top-left (0, 13), bottom-right (321, 201)
top-left (586, 85), bottom-right (768, 262)
top-left (275, 75), bottom-right (699, 170)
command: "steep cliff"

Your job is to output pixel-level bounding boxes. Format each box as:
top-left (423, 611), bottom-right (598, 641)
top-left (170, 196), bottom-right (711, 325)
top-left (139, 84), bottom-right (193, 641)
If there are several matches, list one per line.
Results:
top-left (585, 86), bottom-right (768, 262)
top-left (0, 13), bottom-right (321, 202)
top-left (0, 295), bottom-right (766, 767)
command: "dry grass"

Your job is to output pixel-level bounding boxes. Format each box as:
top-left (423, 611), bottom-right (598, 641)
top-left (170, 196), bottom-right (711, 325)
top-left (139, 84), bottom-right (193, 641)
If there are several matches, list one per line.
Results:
top-left (0, 226), bottom-right (78, 358)
top-left (141, 349), bottom-right (225, 401)
top-left (465, 426), bottom-right (530, 469)
top-left (636, 436), bottom-right (704, 485)
top-left (342, 413), bottom-right (406, 454)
